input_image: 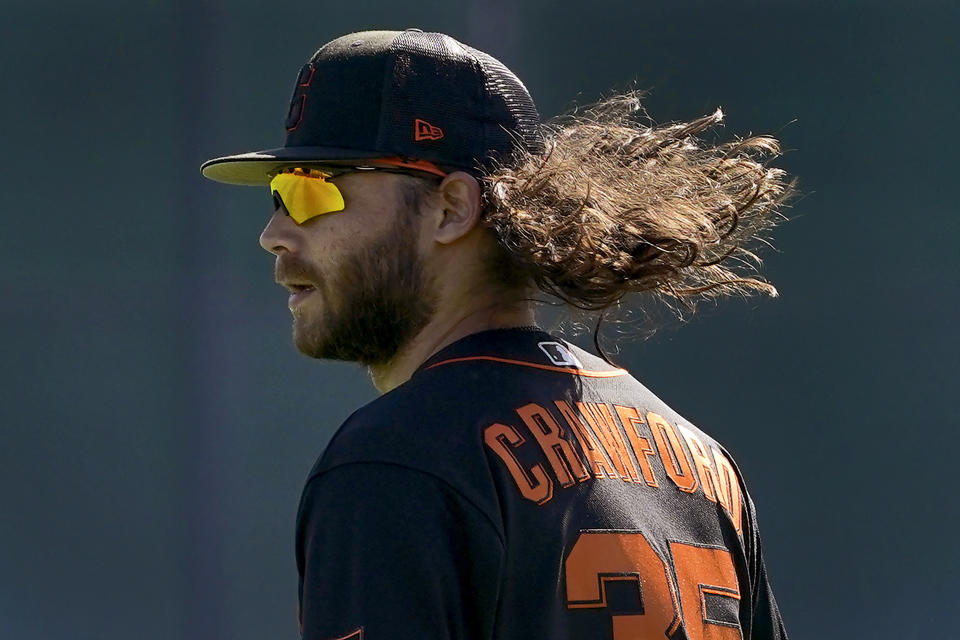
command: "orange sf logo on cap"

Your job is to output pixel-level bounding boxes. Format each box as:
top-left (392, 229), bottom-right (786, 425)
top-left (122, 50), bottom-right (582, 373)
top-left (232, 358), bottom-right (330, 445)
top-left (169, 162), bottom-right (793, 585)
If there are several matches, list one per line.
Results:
top-left (414, 118), bottom-right (444, 141)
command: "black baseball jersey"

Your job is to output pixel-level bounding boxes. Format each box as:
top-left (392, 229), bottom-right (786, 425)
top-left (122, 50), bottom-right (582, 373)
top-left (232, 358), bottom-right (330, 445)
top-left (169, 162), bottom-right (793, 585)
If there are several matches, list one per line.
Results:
top-left (295, 327), bottom-right (787, 640)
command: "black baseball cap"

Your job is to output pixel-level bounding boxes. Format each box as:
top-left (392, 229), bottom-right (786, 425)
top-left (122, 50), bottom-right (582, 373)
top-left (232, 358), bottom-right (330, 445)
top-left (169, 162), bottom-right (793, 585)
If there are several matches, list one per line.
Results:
top-left (200, 29), bottom-right (545, 186)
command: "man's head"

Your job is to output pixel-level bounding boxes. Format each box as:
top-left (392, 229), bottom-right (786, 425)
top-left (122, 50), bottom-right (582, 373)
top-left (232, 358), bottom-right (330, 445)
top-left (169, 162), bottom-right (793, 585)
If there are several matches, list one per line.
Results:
top-left (200, 29), bottom-right (544, 371)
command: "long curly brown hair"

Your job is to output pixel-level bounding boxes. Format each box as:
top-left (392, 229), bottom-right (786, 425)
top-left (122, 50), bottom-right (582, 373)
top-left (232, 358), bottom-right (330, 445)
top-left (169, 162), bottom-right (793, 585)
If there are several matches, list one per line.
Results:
top-left (475, 89), bottom-right (797, 342)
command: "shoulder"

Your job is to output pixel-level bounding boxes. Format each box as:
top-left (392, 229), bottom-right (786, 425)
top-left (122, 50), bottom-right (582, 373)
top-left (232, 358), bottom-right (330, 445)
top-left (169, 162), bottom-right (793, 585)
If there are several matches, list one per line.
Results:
top-left (304, 370), bottom-right (506, 526)
top-left (309, 371), bottom-right (489, 472)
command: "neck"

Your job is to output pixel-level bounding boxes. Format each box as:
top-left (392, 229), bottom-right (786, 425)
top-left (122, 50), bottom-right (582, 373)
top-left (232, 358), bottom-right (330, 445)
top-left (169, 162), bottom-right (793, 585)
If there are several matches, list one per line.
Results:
top-left (368, 295), bottom-right (536, 393)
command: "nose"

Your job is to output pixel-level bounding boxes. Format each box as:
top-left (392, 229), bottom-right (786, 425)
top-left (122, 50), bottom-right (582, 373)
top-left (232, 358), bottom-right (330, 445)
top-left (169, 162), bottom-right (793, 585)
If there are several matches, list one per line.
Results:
top-left (259, 205), bottom-right (297, 255)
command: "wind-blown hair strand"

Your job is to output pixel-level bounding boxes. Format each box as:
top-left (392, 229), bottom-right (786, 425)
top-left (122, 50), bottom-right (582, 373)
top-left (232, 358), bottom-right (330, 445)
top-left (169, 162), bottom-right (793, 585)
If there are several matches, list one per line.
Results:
top-left (478, 89), bottom-right (798, 321)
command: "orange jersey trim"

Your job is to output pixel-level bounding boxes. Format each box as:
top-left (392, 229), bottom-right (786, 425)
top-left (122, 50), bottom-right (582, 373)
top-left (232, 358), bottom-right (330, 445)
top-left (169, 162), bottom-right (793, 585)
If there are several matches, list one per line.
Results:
top-left (425, 355), bottom-right (628, 378)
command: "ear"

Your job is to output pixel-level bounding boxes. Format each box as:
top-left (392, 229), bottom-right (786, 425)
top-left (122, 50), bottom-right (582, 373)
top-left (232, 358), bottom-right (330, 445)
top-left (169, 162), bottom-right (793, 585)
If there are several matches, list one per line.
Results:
top-left (432, 171), bottom-right (483, 245)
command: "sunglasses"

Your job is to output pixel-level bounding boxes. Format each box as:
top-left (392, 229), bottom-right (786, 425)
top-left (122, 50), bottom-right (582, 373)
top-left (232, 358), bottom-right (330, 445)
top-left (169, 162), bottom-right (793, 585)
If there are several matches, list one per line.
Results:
top-left (269, 158), bottom-right (448, 224)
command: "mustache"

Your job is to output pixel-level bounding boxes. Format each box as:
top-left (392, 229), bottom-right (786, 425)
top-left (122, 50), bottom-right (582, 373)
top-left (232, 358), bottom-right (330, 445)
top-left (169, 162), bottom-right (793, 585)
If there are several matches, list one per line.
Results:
top-left (275, 255), bottom-right (322, 286)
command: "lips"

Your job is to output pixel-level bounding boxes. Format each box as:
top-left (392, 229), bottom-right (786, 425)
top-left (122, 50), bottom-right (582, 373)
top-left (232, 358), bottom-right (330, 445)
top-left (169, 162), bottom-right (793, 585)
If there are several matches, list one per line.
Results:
top-left (276, 257), bottom-right (320, 308)
top-left (287, 284), bottom-right (316, 308)
top-left (278, 279), bottom-right (315, 294)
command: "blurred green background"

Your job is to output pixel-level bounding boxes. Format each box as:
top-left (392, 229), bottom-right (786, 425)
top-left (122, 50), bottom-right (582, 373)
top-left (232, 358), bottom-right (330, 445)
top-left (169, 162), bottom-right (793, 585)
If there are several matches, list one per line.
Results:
top-left (2, 0), bottom-right (957, 638)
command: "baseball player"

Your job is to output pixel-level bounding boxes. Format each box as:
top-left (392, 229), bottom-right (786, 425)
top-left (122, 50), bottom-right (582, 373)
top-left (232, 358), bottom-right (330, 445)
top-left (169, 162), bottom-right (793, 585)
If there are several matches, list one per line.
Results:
top-left (201, 29), bottom-right (793, 640)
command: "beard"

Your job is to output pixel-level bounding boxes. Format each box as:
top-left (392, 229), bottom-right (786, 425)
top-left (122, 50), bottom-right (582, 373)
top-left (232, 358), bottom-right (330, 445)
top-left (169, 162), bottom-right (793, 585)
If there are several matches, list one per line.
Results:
top-left (278, 212), bottom-right (437, 367)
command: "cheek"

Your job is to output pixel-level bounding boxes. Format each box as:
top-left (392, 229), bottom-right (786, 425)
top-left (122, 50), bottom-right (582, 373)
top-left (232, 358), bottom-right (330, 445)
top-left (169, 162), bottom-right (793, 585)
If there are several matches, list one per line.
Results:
top-left (305, 212), bottom-right (395, 259)
top-left (297, 224), bottom-right (366, 292)
top-left (298, 218), bottom-right (355, 263)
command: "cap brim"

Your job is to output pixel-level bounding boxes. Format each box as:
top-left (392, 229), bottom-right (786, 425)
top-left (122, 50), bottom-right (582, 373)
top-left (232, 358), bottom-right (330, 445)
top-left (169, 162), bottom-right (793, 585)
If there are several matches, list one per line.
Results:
top-left (200, 146), bottom-right (389, 186)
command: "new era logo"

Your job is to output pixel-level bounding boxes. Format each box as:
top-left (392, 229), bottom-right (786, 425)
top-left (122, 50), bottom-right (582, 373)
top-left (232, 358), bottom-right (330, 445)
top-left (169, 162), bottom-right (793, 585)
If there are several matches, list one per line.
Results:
top-left (538, 341), bottom-right (582, 368)
top-left (414, 118), bottom-right (444, 141)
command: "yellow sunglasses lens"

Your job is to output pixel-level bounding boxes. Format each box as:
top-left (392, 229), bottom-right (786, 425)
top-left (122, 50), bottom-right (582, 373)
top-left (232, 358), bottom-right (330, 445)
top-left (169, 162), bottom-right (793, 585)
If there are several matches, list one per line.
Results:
top-left (269, 171), bottom-right (346, 224)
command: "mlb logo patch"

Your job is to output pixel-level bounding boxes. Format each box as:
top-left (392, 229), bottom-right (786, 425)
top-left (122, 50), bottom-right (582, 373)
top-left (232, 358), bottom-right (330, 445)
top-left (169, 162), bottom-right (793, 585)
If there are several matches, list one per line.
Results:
top-left (538, 341), bottom-right (582, 368)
